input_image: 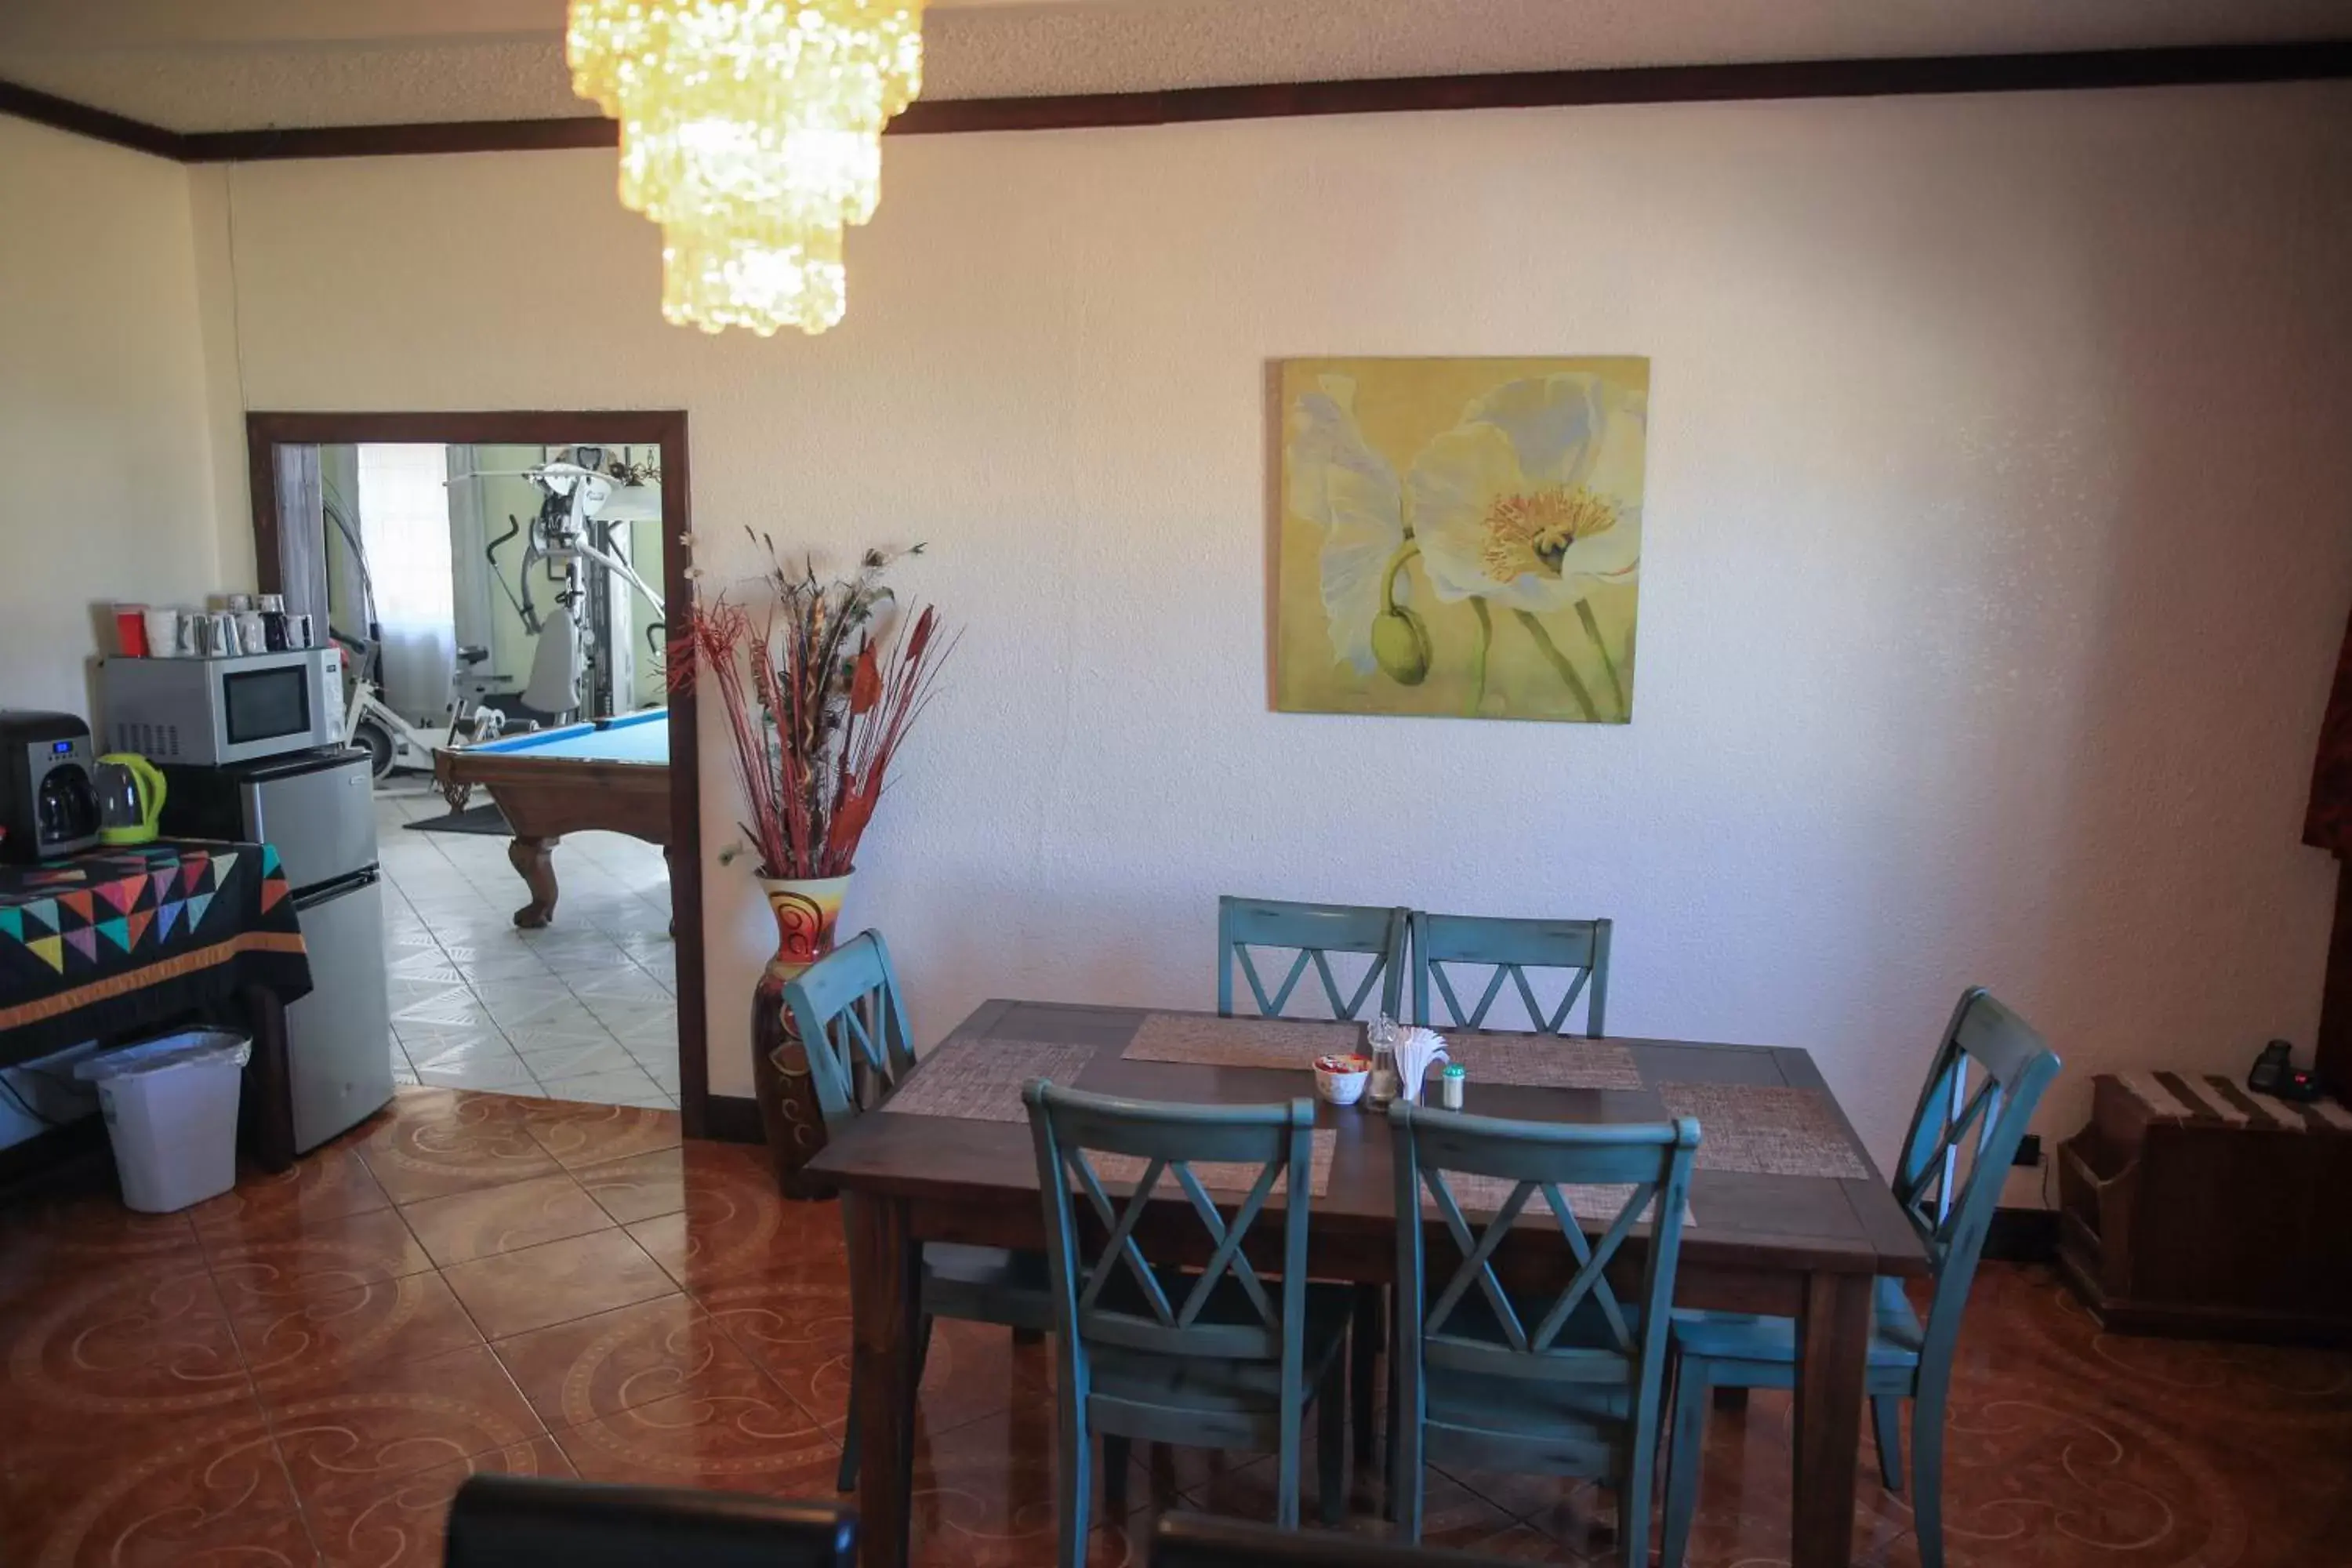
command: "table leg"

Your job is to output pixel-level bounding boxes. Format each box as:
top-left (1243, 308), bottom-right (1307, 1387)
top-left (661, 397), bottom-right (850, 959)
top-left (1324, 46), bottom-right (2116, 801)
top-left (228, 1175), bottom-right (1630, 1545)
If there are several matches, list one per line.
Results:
top-left (1790, 1270), bottom-right (1874, 1568)
top-left (239, 985), bottom-right (295, 1174)
top-left (508, 835), bottom-right (561, 927)
top-left (844, 1190), bottom-right (922, 1568)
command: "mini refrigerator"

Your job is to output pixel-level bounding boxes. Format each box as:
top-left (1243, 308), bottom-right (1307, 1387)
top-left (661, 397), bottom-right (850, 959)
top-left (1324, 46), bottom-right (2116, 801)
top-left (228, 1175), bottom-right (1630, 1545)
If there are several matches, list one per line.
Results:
top-left (161, 747), bottom-right (394, 1151)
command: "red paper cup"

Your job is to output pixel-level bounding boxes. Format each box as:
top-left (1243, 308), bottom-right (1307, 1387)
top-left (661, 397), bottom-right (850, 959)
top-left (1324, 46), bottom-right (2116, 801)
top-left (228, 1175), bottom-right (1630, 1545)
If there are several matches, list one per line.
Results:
top-left (113, 604), bottom-right (149, 656)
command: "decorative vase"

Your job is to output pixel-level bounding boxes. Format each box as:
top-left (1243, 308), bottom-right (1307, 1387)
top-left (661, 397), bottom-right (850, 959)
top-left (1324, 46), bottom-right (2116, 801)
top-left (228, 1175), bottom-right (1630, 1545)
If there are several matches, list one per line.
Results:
top-left (749, 872), bottom-right (852, 1198)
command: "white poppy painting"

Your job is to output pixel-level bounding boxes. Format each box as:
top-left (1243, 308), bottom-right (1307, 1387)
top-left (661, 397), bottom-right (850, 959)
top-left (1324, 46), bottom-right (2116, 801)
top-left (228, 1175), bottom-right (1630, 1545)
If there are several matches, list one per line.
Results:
top-left (1276, 356), bottom-right (1647, 722)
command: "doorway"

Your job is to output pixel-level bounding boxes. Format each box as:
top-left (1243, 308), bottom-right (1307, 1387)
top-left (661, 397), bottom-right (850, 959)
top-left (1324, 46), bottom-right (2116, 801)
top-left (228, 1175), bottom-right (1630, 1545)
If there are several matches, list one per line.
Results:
top-left (245, 411), bottom-right (710, 1138)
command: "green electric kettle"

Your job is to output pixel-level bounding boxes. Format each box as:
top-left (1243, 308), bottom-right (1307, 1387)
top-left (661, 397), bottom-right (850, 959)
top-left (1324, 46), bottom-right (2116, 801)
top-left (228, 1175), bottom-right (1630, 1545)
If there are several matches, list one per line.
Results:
top-left (94, 753), bottom-right (168, 846)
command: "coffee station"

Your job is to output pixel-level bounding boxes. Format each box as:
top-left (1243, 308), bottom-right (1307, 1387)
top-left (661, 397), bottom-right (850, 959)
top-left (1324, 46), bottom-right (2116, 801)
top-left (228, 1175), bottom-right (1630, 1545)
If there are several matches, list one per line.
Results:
top-left (0, 590), bottom-right (394, 1197)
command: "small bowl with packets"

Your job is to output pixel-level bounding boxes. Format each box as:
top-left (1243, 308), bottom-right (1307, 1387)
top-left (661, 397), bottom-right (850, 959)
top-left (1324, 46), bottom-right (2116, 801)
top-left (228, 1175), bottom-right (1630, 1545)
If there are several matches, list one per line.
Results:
top-left (1313, 1053), bottom-right (1372, 1106)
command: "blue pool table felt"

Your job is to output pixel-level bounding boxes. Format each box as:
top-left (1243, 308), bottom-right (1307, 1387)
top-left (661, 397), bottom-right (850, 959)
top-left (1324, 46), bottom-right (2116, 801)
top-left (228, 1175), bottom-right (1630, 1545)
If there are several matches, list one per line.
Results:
top-left (477, 708), bottom-right (669, 764)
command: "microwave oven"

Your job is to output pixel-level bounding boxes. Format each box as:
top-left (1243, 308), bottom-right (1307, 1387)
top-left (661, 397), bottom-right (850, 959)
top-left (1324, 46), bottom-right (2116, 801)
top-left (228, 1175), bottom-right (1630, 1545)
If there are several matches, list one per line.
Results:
top-left (100, 647), bottom-right (344, 766)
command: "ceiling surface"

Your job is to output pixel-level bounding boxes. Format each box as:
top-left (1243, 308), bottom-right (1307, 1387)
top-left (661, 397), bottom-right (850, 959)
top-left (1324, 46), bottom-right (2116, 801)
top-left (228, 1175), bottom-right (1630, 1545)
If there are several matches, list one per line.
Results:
top-left (2, 0), bottom-right (2344, 132)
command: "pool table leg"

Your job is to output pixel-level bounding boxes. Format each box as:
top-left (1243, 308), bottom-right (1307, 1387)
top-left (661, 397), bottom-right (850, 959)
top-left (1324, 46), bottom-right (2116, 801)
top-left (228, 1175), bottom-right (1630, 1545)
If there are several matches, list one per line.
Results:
top-left (510, 834), bottom-right (561, 927)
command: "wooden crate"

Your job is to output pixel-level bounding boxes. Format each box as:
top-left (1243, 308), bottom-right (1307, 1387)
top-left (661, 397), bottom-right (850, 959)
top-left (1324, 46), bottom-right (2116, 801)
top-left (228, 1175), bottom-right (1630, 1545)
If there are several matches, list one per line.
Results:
top-left (2057, 1072), bottom-right (2352, 1344)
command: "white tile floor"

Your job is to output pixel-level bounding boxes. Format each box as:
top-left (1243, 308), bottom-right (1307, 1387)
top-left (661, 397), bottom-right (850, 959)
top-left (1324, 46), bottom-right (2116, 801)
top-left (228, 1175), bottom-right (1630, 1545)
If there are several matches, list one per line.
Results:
top-left (375, 785), bottom-right (681, 1109)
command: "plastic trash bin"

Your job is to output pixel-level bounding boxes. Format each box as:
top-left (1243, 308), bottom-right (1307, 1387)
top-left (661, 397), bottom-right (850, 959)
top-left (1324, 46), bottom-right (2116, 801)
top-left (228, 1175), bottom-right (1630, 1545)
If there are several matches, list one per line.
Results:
top-left (74, 1029), bottom-right (252, 1213)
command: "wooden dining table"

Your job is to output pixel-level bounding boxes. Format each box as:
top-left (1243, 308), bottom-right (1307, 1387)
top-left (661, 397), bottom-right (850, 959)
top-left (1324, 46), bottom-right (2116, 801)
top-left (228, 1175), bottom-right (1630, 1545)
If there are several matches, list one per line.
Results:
top-left (804, 999), bottom-right (1929, 1568)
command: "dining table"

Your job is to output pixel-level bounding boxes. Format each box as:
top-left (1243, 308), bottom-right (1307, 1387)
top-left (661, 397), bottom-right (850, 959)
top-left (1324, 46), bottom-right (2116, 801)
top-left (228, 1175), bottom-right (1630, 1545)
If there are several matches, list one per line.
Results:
top-left (804, 998), bottom-right (1929, 1568)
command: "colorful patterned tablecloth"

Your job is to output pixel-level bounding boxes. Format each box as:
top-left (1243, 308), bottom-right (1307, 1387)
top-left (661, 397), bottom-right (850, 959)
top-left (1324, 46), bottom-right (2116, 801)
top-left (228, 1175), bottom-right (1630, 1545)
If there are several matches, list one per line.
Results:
top-left (0, 840), bottom-right (311, 1062)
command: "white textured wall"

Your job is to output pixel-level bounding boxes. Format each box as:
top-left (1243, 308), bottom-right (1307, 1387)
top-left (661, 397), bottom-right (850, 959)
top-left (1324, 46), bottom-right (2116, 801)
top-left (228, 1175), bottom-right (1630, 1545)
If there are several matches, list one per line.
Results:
top-left (0, 115), bottom-right (226, 713)
top-left (209, 84), bottom-right (2352, 1176)
top-left (0, 117), bottom-right (230, 1151)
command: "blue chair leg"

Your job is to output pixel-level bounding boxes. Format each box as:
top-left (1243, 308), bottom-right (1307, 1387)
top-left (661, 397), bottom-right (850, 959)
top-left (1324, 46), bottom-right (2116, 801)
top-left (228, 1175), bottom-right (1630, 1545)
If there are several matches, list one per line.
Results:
top-left (1102, 1435), bottom-right (1130, 1508)
top-left (1316, 1362), bottom-right (1347, 1526)
top-left (1276, 1381), bottom-right (1304, 1530)
top-left (1912, 1388), bottom-right (1947, 1568)
top-left (1393, 1396), bottom-right (1423, 1541)
top-left (1871, 1394), bottom-right (1905, 1494)
top-left (1350, 1286), bottom-right (1382, 1463)
top-left (1658, 1359), bottom-right (1712, 1568)
top-left (1058, 1405), bottom-right (1092, 1568)
top-left (836, 1391), bottom-right (860, 1492)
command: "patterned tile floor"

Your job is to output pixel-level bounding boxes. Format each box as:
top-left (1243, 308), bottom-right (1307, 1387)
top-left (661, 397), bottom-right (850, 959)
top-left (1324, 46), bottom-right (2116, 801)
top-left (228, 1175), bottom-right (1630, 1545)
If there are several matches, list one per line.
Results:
top-left (3, 1087), bottom-right (2348, 1567)
top-left (374, 787), bottom-right (679, 1109)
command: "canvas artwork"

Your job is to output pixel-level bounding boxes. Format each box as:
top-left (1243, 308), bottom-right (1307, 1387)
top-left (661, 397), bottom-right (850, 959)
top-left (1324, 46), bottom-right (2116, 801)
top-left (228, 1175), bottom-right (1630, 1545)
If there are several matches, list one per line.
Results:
top-left (1276, 356), bottom-right (1648, 722)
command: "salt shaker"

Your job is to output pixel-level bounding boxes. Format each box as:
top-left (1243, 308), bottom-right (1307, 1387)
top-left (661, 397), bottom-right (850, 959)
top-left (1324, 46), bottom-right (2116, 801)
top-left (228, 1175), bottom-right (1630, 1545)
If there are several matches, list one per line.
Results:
top-left (1439, 1062), bottom-right (1465, 1110)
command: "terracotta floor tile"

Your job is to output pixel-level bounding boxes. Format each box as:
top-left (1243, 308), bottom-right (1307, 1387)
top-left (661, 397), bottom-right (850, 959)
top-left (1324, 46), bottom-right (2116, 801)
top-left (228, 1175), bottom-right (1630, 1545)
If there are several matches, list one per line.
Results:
top-left (0, 1406), bottom-right (309, 1568)
top-left (237, 1272), bottom-right (485, 1401)
top-left (694, 1265), bottom-right (855, 1406)
top-left (189, 1145), bottom-right (391, 1237)
top-left (572, 1144), bottom-right (687, 1225)
top-left (550, 1379), bottom-right (838, 1493)
top-left (267, 1342), bottom-right (546, 1512)
top-left (521, 1099), bottom-right (683, 1171)
top-left (907, 1403), bottom-right (1163, 1568)
top-left (9, 1093), bottom-right (2348, 1568)
top-left (492, 1292), bottom-right (780, 1430)
top-left (0, 1188), bottom-right (204, 1303)
top-left (306, 1435), bottom-right (573, 1568)
top-left (200, 1203), bottom-right (436, 1315)
top-left (441, 1226), bottom-right (677, 1340)
top-left (397, 1171), bottom-right (615, 1268)
top-left (619, 1147), bottom-right (837, 1290)
top-left (0, 1261), bottom-right (252, 1430)
top-left (356, 1089), bottom-right (562, 1203)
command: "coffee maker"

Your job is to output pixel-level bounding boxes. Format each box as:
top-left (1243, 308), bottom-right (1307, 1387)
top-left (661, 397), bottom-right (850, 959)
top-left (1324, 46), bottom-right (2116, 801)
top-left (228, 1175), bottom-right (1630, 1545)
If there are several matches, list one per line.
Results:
top-left (0, 711), bottom-right (102, 864)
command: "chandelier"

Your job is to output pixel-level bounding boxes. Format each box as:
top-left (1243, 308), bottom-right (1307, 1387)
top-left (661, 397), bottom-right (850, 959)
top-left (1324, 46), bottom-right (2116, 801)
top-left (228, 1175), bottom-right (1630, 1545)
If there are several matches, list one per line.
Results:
top-left (568, 0), bottom-right (927, 336)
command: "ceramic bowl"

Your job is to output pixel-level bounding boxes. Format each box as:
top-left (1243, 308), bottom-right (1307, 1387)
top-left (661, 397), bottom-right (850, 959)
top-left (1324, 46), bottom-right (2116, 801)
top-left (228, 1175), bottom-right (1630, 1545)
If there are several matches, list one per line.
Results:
top-left (1314, 1053), bottom-right (1371, 1106)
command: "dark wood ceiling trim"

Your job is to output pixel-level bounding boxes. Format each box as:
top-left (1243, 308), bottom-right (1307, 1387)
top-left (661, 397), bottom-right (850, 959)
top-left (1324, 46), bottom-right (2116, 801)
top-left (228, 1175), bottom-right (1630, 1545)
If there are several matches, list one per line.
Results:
top-left (8, 40), bottom-right (2352, 166)
top-left (183, 115), bottom-right (617, 163)
top-left (0, 76), bottom-right (186, 160)
top-left (890, 40), bottom-right (2352, 136)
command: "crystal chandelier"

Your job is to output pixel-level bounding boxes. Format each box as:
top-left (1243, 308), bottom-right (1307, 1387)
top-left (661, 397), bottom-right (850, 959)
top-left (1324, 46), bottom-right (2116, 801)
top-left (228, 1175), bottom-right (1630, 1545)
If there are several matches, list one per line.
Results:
top-left (568, 0), bottom-right (927, 336)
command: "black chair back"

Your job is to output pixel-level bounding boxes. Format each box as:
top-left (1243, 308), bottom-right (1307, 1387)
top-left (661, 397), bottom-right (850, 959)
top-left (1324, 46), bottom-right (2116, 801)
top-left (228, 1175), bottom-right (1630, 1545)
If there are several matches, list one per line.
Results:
top-left (444, 1475), bottom-right (857, 1568)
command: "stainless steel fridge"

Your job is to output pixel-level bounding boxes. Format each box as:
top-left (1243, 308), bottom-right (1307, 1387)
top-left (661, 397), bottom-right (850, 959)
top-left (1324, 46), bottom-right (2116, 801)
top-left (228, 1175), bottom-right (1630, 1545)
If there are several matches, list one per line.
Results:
top-left (160, 747), bottom-right (394, 1151)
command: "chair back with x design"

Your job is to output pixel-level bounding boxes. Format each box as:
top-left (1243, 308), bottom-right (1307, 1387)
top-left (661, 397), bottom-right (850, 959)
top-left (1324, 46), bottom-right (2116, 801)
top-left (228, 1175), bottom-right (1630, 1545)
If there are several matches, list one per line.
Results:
top-left (1218, 897), bottom-right (1406, 1022)
top-left (1890, 987), bottom-right (2060, 1376)
top-left (1025, 1081), bottom-right (1317, 1368)
top-left (1408, 913), bottom-right (1611, 1037)
top-left (780, 931), bottom-right (918, 1137)
top-left (1392, 1102), bottom-right (1696, 1385)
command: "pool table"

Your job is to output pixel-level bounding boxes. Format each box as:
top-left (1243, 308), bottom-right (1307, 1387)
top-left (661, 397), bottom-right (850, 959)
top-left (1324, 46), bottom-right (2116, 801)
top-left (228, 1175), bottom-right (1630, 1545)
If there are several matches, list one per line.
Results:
top-left (434, 709), bottom-right (670, 928)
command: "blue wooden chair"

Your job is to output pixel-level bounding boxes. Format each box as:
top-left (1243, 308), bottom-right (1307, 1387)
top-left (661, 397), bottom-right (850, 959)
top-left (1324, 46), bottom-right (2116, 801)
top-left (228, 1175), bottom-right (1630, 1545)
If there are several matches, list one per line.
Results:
top-left (1218, 896), bottom-right (1407, 1022)
top-left (1024, 1081), bottom-right (1354, 1568)
top-left (1409, 912), bottom-right (1611, 1036)
top-left (1218, 895), bottom-right (1406, 1466)
top-left (1388, 1102), bottom-right (1700, 1565)
top-left (1657, 987), bottom-right (2061, 1568)
top-left (783, 932), bottom-right (1053, 1493)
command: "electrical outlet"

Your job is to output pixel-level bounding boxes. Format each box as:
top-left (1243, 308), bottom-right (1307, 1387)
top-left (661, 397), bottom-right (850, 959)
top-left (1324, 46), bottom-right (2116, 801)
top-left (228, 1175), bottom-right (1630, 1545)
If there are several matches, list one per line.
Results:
top-left (2013, 1133), bottom-right (2043, 1168)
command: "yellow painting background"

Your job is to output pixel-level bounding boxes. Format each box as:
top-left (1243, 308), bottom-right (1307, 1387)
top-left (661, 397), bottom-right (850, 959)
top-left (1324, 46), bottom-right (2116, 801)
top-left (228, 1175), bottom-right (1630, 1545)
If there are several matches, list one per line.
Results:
top-left (1275, 356), bottom-right (1648, 722)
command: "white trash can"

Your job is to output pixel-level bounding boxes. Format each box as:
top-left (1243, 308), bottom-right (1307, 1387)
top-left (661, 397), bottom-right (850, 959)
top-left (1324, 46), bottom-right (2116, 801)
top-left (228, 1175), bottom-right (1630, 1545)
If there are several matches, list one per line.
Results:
top-left (74, 1029), bottom-right (252, 1213)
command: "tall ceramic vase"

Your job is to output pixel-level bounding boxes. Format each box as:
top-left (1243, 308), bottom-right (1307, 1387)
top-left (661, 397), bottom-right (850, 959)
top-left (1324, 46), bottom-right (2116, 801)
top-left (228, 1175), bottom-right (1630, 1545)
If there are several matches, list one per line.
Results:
top-left (750, 872), bottom-right (851, 1198)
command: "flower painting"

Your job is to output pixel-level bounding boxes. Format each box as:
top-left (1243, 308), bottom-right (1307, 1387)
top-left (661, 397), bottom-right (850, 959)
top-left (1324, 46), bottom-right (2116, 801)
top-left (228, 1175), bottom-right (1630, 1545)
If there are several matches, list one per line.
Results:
top-left (1276, 357), bottom-right (1648, 722)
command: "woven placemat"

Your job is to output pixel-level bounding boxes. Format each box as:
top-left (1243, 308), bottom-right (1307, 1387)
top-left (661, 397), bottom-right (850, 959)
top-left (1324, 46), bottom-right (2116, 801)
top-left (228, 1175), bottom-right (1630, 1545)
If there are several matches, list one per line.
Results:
top-left (1121, 1013), bottom-right (1363, 1069)
top-left (1445, 1035), bottom-right (1642, 1091)
top-left (1657, 1083), bottom-right (1872, 1179)
top-left (1421, 1173), bottom-right (1693, 1227)
top-left (1083, 1128), bottom-right (1339, 1199)
top-left (881, 1037), bottom-right (1098, 1123)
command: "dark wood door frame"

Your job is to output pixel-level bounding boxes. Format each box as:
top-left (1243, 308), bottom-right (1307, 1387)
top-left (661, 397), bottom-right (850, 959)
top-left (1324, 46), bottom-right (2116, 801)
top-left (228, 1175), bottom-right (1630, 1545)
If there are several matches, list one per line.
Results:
top-left (245, 409), bottom-right (711, 1138)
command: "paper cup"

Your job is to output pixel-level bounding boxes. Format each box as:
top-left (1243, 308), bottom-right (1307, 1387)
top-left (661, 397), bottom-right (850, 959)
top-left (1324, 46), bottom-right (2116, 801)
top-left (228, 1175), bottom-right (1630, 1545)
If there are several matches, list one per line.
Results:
top-left (143, 608), bottom-right (182, 657)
